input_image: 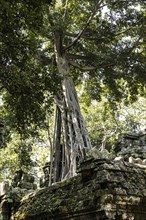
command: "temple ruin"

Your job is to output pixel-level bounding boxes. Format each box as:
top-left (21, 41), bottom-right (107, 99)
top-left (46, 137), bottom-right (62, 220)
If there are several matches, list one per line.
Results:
top-left (0, 130), bottom-right (146, 220)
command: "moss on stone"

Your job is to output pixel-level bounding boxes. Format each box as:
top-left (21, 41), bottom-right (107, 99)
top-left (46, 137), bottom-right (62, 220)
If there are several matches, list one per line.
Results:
top-left (13, 159), bottom-right (146, 220)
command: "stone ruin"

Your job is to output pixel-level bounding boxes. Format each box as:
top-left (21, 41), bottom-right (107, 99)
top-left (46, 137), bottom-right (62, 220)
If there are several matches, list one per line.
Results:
top-left (0, 170), bottom-right (36, 220)
top-left (13, 158), bottom-right (146, 220)
top-left (40, 162), bottom-right (51, 188)
top-left (114, 129), bottom-right (146, 167)
top-left (0, 130), bottom-right (146, 220)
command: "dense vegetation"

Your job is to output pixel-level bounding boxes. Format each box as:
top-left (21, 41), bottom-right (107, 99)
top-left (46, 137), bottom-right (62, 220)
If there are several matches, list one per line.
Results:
top-left (0, 0), bottom-right (146, 183)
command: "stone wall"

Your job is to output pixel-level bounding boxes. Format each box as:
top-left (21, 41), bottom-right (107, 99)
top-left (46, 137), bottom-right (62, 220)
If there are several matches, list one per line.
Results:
top-left (114, 130), bottom-right (146, 160)
top-left (1, 130), bottom-right (146, 220)
top-left (0, 171), bottom-right (36, 220)
top-left (13, 158), bottom-right (146, 220)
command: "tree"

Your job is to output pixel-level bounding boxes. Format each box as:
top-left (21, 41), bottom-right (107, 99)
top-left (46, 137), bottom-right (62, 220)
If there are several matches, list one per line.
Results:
top-left (0, 133), bottom-right (50, 182)
top-left (80, 94), bottom-right (146, 151)
top-left (1, 0), bottom-right (146, 184)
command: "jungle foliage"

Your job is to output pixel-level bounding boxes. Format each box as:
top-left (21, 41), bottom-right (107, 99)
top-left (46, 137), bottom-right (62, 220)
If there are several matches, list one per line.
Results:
top-left (0, 0), bottom-right (146, 182)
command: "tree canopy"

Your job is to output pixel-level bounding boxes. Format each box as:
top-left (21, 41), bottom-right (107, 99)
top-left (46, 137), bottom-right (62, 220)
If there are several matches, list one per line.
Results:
top-left (0, 0), bottom-right (146, 182)
top-left (1, 0), bottom-right (146, 133)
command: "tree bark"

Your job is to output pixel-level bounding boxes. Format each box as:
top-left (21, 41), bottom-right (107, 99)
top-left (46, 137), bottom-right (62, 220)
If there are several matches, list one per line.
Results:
top-left (49, 48), bottom-right (91, 183)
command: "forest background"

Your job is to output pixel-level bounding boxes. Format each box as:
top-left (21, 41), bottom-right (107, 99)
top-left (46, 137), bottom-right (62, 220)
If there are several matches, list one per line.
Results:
top-left (0, 0), bottom-right (146, 183)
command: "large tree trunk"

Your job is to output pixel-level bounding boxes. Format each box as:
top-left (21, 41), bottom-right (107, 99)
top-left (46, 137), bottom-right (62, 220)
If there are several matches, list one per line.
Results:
top-left (49, 54), bottom-right (91, 184)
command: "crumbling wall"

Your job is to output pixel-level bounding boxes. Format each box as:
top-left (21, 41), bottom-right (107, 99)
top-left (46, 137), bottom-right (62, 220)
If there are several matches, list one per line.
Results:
top-left (115, 129), bottom-right (146, 160)
top-left (13, 158), bottom-right (146, 220)
top-left (1, 130), bottom-right (146, 220)
top-left (0, 171), bottom-right (36, 220)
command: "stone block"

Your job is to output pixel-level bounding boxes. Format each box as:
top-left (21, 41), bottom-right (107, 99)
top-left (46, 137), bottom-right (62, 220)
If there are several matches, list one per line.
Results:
top-left (0, 182), bottom-right (9, 197)
top-left (18, 182), bottom-right (34, 190)
top-left (21, 174), bottom-right (34, 183)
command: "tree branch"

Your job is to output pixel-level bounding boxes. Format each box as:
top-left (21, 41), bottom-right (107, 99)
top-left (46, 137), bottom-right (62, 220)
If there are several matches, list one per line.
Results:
top-left (65, 14), bottom-right (143, 43)
top-left (64, 0), bottom-right (104, 51)
top-left (69, 61), bottom-right (96, 71)
top-left (65, 32), bottom-right (103, 41)
top-left (67, 53), bottom-right (90, 60)
top-left (63, 0), bottom-right (69, 22)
